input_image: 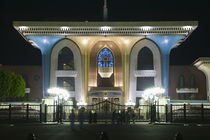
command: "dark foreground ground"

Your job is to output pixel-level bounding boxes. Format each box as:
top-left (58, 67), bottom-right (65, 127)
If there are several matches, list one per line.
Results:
top-left (0, 123), bottom-right (210, 140)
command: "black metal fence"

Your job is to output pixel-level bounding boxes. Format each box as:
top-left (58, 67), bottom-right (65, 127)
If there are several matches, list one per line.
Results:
top-left (0, 104), bottom-right (41, 122)
top-left (1, 103), bottom-right (210, 123)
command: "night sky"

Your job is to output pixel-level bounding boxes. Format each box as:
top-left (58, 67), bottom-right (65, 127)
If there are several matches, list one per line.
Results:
top-left (1, 0), bottom-right (210, 66)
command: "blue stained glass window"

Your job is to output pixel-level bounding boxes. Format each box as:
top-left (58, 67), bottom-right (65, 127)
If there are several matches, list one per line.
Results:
top-left (98, 48), bottom-right (113, 67)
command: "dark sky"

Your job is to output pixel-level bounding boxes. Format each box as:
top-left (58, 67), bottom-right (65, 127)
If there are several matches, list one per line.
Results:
top-left (1, 0), bottom-right (210, 66)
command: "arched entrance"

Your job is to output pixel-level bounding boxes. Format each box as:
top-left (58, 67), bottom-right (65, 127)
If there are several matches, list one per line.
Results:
top-left (88, 41), bottom-right (123, 104)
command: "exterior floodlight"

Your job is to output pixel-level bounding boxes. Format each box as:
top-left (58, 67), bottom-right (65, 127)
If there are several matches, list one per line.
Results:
top-left (123, 39), bottom-right (130, 44)
top-left (47, 87), bottom-right (69, 101)
top-left (19, 26), bottom-right (29, 30)
top-left (100, 26), bottom-right (111, 31)
top-left (163, 39), bottom-right (169, 44)
top-left (142, 87), bottom-right (165, 105)
top-left (42, 39), bottom-right (49, 44)
top-left (182, 26), bottom-right (193, 30)
top-left (60, 26), bottom-right (70, 30)
top-left (82, 39), bottom-right (88, 45)
top-left (140, 26), bottom-right (153, 31)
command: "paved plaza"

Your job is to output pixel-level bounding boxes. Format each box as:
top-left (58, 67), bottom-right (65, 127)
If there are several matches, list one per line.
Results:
top-left (1, 122), bottom-right (210, 140)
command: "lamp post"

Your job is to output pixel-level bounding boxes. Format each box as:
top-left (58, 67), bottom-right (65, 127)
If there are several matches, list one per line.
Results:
top-left (47, 87), bottom-right (70, 104)
top-left (47, 87), bottom-right (69, 123)
top-left (142, 87), bottom-right (165, 123)
top-left (142, 87), bottom-right (165, 105)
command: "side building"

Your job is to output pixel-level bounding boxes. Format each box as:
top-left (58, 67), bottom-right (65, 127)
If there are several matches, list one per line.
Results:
top-left (169, 65), bottom-right (207, 103)
top-left (0, 65), bottom-right (42, 102)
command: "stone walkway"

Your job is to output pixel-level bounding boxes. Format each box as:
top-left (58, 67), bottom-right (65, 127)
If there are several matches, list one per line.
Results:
top-left (1, 123), bottom-right (210, 140)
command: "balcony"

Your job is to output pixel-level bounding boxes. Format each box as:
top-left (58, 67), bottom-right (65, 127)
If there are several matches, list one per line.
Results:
top-left (176, 88), bottom-right (199, 93)
top-left (134, 70), bottom-right (156, 77)
top-left (56, 70), bottom-right (78, 77)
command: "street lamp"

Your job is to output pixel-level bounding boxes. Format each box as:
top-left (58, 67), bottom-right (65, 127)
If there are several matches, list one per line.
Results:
top-left (47, 87), bottom-right (69, 123)
top-left (47, 87), bottom-right (70, 104)
top-left (142, 87), bottom-right (165, 105)
top-left (142, 87), bottom-right (165, 123)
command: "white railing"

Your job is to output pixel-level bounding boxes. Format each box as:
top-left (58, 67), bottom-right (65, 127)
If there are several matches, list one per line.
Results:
top-left (176, 88), bottom-right (199, 93)
top-left (56, 70), bottom-right (77, 77)
top-left (134, 70), bottom-right (156, 77)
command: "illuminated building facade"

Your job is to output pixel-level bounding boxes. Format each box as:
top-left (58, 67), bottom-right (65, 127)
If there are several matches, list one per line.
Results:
top-left (13, 21), bottom-right (197, 105)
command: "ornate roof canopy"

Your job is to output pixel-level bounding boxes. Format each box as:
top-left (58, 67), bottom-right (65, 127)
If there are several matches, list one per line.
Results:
top-left (13, 21), bottom-right (197, 37)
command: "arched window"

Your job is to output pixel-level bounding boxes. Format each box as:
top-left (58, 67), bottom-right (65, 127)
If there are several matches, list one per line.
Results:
top-left (98, 48), bottom-right (113, 68)
top-left (190, 75), bottom-right (196, 88)
top-left (97, 48), bottom-right (114, 86)
top-left (137, 47), bottom-right (154, 70)
top-left (136, 47), bottom-right (154, 91)
top-left (178, 75), bottom-right (185, 88)
top-left (58, 47), bottom-right (74, 70)
top-left (97, 48), bottom-right (114, 78)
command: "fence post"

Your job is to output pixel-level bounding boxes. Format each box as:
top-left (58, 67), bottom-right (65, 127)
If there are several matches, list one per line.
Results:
top-left (150, 104), bottom-right (156, 123)
top-left (57, 105), bottom-right (60, 123)
top-left (150, 104), bottom-right (152, 123)
top-left (26, 104), bottom-right (29, 120)
top-left (170, 104), bottom-right (173, 122)
top-left (40, 104), bottom-right (42, 123)
top-left (184, 104), bottom-right (186, 123)
top-left (60, 105), bottom-right (63, 123)
top-left (157, 104), bottom-right (160, 122)
top-left (105, 100), bottom-right (108, 124)
top-left (201, 104), bottom-right (204, 122)
top-left (9, 104), bottom-right (11, 122)
top-left (53, 104), bottom-right (55, 122)
top-left (165, 104), bottom-right (168, 122)
top-left (45, 104), bottom-right (47, 122)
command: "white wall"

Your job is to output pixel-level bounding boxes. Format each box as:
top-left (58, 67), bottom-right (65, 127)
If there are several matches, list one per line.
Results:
top-left (129, 38), bottom-right (162, 103)
top-left (50, 39), bottom-right (84, 103)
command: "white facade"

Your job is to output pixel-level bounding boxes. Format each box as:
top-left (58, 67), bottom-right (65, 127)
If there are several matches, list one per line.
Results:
top-left (194, 57), bottom-right (210, 100)
top-left (129, 39), bottom-right (162, 103)
top-left (50, 39), bottom-right (84, 102)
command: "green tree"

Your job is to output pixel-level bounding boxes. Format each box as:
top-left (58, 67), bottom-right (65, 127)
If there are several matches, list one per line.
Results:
top-left (0, 71), bottom-right (25, 97)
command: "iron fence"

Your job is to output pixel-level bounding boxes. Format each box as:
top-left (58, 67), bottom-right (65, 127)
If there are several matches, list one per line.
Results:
top-left (1, 103), bottom-right (210, 123)
top-left (0, 104), bottom-right (41, 122)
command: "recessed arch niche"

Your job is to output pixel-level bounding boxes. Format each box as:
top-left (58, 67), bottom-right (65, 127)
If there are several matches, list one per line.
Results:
top-left (88, 41), bottom-right (123, 89)
top-left (50, 38), bottom-right (83, 102)
top-left (129, 38), bottom-right (162, 102)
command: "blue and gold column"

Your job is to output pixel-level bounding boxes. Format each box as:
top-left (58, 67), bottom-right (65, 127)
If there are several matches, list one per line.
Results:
top-left (148, 36), bottom-right (184, 97)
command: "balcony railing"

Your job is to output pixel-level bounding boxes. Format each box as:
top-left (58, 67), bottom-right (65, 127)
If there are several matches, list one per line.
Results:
top-left (176, 88), bottom-right (199, 93)
top-left (56, 70), bottom-right (78, 77)
top-left (134, 70), bottom-right (156, 77)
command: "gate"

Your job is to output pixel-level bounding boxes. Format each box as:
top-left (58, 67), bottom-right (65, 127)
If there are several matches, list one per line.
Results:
top-left (59, 100), bottom-right (151, 123)
top-left (86, 100), bottom-right (126, 123)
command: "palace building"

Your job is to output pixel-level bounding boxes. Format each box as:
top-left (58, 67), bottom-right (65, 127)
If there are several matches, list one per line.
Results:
top-left (13, 21), bottom-right (198, 105)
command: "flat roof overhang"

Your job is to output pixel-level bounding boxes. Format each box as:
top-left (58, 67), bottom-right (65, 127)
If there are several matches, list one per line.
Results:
top-left (13, 21), bottom-right (197, 37)
top-left (13, 21), bottom-right (198, 48)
